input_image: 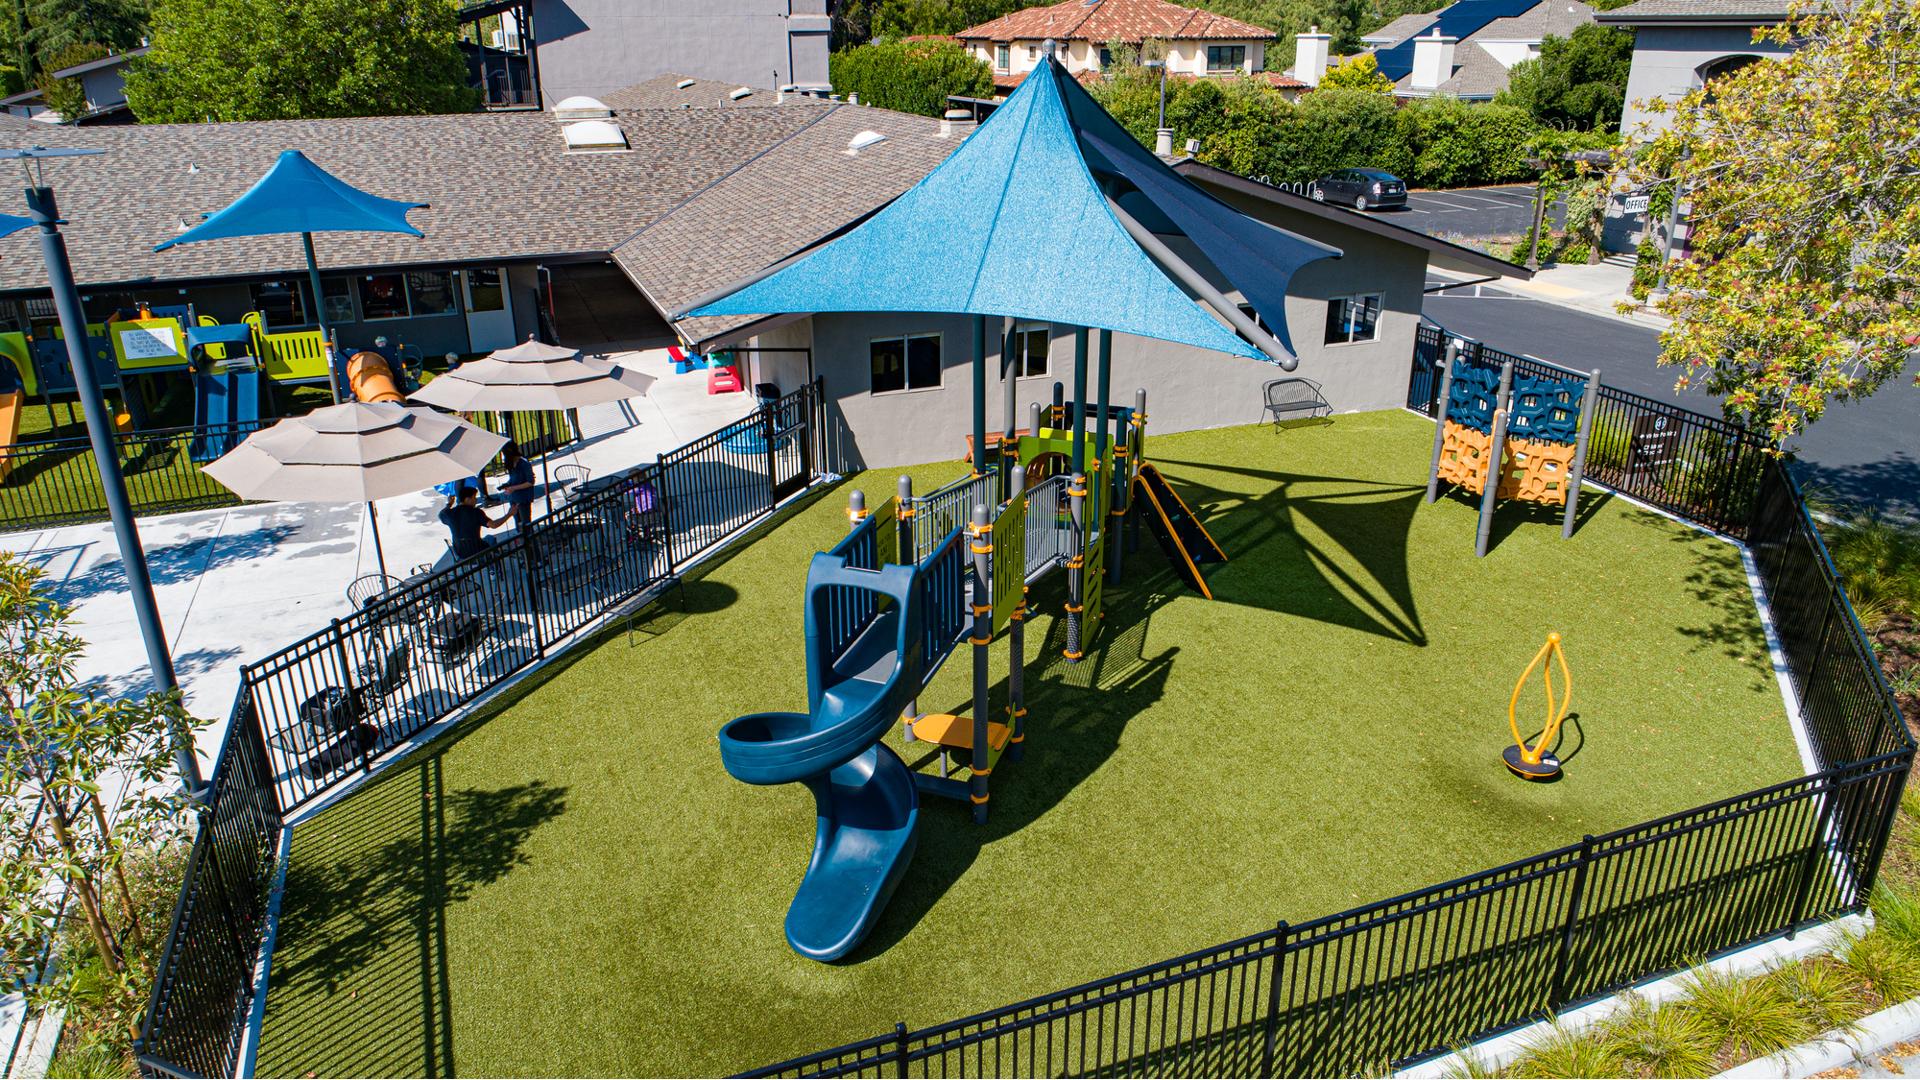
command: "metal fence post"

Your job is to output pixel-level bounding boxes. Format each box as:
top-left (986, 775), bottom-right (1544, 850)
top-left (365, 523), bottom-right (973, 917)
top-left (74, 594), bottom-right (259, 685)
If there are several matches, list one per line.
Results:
top-left (762, 397), bottom-right (778, 512)
top-left (656, 453), bottom-right (677, 575)
top-left (521, 539), bottom-right (546, 658)
top-left (1549, 835), bottom-right (1595, 1008)
top-left (1786, 769), bottom-right (1843, 934)
top-left (894, 1021), bottom-right (911, 1077)
top-left (1260, 921), bottom-right (1290, 1078)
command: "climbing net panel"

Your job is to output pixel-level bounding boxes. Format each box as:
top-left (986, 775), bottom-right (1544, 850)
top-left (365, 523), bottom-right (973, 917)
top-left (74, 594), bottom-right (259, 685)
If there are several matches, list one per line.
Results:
top-left (1437, 421), bottom-right (1495, 495)
top-left (1507, 374), bottom-right (1585, 445)
top-left (1445, 364), bottom-right (1501, 434)
top-left (1499, 437), bottom-right (1578, 506)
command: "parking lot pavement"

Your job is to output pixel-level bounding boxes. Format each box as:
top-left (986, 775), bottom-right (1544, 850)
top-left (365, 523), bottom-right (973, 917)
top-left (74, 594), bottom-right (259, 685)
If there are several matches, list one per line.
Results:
top-left (1394, 184), bottom-right (1566, 239)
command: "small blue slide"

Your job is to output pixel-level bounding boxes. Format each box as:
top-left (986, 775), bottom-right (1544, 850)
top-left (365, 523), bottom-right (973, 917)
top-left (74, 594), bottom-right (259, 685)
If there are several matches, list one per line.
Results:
top-left (718, 555), bottom-right (925, 961)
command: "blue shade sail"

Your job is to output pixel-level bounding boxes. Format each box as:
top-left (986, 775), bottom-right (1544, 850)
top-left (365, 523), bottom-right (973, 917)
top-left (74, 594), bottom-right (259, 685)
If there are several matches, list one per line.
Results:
top-left (691, 59), bottom-right (1267, 361)
top-left (1372, 0), bottom-right (1538, 81)
top-left (0, 213), bottom-right (31, 240)
top-left (154, 150), bottom-right (425, 251)
top-left (1059, 70), bottom-right (1340, 358)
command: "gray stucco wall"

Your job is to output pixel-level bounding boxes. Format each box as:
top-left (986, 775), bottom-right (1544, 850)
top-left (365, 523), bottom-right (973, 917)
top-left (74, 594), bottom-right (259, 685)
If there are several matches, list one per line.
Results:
top-left (530, 0), bottom-right (830, 104)
top-left (784, 207), bottom-right (1428, 471)
top-left (1618, 25), bottom-right (1791, 134)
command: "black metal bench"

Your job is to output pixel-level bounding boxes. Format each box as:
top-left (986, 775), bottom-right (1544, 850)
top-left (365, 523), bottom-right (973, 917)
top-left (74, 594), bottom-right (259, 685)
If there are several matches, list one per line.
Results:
top-left (1263, 378), bottom-right (1331, 430)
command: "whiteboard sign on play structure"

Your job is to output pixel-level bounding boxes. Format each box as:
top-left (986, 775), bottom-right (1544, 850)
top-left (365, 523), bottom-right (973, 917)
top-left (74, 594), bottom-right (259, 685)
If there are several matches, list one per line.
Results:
top-left (118, 325), bottom-right (179, 360)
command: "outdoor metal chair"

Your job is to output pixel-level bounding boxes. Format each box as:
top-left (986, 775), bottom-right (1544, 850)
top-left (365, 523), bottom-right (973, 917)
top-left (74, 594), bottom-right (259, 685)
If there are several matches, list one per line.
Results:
top-left (1263, 378), bottom-right (1332, 430)
top-left (553, 464), bottom-right (590, 503)
top-left (624, 479), bottom-right (670, 546)
top-left (346, 573), bottom-right (402, 612)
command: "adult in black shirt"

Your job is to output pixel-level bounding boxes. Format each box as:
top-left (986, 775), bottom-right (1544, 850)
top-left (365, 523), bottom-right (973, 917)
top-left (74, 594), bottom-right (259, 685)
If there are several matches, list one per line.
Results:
top-left (439, 486), bottom-right (507, 560)
top-left (499, 441), bottom-right (537, 531)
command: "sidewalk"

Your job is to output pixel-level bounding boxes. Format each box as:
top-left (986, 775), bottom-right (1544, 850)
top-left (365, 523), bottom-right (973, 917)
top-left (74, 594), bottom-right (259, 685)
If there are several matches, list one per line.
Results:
top-left (1435, 260), bottom-right (1674, 332)
top-left (0, 345), bottom-right (758, 769)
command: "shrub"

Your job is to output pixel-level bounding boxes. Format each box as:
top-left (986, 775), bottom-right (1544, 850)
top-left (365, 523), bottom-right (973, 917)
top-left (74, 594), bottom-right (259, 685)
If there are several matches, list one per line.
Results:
top-left (1677, 963), bottom-right (1812, 1060)
top-left (1766, 959), bottom-right (1871, 1035)
top-left (827, 39), bottom-right (993, 118)
top-left (1268, 88), bottom-right (1413, 184)
top-left (1509, 1021), bottom-right (1626, 1078)
top-left (1839, 929), bottom-right (1920, 1006)
top-left (35, 42), bottom-right (108, 120)
top-left (1600, 994), bottom-right (1718, 1078)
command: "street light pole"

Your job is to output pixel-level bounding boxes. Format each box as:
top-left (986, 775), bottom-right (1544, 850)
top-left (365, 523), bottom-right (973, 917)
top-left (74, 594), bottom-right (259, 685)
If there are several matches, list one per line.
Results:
top-left (14, 152), bottom-right (202, 794)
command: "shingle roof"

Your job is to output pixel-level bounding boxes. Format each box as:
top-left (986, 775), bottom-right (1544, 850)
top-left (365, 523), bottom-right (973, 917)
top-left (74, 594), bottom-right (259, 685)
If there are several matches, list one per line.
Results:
top-left (1405, 41), bottom-right (1514, 98)
top-left (1366, 0), bottom-right (1596, 98)
top-left (618, 105), bottom-right (956, 344)
top-left (956, 0), bottom-right (1271, 44)
top-left (0, 92), bottom-right (834, 293)
top-left (599, 73), bottom-right (825, 112)
top-left (1593, 0), bottom-right (1790, 22)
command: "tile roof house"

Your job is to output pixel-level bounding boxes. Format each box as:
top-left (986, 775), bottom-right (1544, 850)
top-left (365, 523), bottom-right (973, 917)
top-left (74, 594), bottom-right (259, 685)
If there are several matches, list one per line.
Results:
top-left (1594, 0), bottom-right (1794, 134)
top-left (956, 0), bottom-right (1273, 96)
top-left (1289, 0), bottom-right (1595, 100)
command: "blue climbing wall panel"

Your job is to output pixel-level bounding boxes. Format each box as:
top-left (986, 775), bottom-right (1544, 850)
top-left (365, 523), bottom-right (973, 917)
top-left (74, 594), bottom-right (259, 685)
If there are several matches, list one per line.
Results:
top-left (1507, 374), bottom-right (1585, 445)
top-left (1444, 362), bottom-right (1501, 434)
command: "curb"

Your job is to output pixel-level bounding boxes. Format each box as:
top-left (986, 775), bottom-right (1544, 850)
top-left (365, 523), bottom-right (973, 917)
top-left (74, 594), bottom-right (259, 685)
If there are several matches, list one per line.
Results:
top-left (1426, 267), bottom-right (1674, 332)
top-left (1717, 998), bottom-right (1920, 1079)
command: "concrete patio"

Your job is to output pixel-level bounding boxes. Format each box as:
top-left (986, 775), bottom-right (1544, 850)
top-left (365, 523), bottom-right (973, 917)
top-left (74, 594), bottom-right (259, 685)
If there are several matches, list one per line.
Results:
top-left (0, 345), bottom-right (763, 769)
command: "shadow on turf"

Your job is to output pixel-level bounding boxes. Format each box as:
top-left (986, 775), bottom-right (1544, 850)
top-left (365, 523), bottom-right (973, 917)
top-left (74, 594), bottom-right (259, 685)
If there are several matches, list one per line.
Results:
top-left (261, 754), bottom-right (568, 1078)
top-left (1148, 456), bottom-right (1429, 644)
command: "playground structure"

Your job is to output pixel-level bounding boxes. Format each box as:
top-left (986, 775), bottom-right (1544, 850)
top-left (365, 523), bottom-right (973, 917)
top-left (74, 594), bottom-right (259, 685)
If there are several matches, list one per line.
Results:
top-left (345, 350), bottom-right (407, 404)
top-left (1504, 632), bottom-right (1573, 780)
top-left (1423, 341), bottom-right (1602, 557)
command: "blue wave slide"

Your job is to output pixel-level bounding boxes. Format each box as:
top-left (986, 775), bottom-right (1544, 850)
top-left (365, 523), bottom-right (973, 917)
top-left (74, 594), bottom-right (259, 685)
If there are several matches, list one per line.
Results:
top-left (717, 554), bottom-right (925, 961)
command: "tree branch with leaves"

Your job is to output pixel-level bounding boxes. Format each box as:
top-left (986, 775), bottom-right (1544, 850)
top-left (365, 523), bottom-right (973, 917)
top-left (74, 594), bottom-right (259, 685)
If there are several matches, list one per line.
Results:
top-left (1618, 0), bottom-right (1920, 442)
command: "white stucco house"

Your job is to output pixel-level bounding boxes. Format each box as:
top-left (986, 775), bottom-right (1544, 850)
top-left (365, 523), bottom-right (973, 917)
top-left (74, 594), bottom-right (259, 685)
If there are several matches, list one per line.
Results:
top-left (1594, 0), bottom-right (1792, 134)
top-left (1289, 0), bottom-right (1595, 100)
top-left (954, 0), bottom-right (1273, 97)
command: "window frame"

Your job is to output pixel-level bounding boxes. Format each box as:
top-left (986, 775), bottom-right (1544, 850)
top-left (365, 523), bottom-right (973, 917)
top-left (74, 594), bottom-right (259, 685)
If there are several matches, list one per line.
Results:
top-left (404, 270), bottom-right (461, 319)
top-left (1205, 44), bottom-right (1246, 73)
top-left (357, 272), bottom-right (412, 321)
top-left (249, 279), bottom-right (310, 329)
top-left (869, 331), bottom-right (944, 396)
top-left (1323, 293), bottom-right (1384, 347)
top-left (995, 43), bottom-right (1010, 70)
top-left (1011, 323), bottom-right (1051, 379)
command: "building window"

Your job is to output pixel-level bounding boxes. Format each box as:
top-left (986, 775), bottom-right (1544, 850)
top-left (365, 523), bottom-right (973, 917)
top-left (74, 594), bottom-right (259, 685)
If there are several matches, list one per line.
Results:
top-left (870, 333), bottom-right (942, 395)
top-left (1236, 303), bottom-right (1273, 335)
top-left (1206, 45), bottom-right (1246, 72)
top-left (321, 278), bottom-right (355, 325)
top-left (358, 273), bottom-right (410, 320)
top-left (995, 43), bottom-right (1010, 70)
top-left (1324, 294), bottom-right (1382, 345)
top-left (250, 280), bottom-right (307, 327)
top-left (406, 271), bottom-right (459, 317)
top-left (1011, 324), bottom-right (1049, 378)
top-left (1098, 47), bottom-right (1112, 68)
top-left (1027, 44), bottom-right (1038, 61)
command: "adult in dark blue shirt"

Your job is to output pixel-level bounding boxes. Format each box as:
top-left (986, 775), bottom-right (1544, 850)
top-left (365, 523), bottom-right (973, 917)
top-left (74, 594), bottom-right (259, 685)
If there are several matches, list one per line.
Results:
top-left (438, 486), bottom-right (507, 560)
top-left (499, 440), bottom-right (537, 531)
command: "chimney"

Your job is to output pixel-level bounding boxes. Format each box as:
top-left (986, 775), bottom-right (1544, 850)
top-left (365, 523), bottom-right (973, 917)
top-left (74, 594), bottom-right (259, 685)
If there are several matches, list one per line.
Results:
top-left (1412, 28), bottom-right (1456, 91)
top-left (1155, 128), bottom-right (1174, 156)
top-left (939, 108), bottom-right (974, 139)
top-left (1294, 26), bottom-right (1330, 87)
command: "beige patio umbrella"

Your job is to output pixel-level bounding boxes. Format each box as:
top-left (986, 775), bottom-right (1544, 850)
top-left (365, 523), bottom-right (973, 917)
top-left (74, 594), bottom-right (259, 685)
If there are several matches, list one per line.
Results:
top-left (203, 401), bottom-right (508, 575)
top-left (408, 336), bottom-right (656, 511)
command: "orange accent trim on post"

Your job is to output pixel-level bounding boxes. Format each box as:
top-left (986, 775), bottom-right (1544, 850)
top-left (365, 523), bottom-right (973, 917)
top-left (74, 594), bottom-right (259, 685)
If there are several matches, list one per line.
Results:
top-left (969, 635), bottom-right (992, 645)
top-left (970, 793), bottom-right (989, 805)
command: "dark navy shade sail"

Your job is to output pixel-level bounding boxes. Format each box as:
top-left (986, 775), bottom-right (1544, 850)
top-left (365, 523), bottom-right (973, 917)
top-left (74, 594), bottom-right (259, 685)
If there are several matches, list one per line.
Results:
top-left (0, 213), bottom-right (32, 240)
top-left (691, 59), bottom-right (1339, 363)
top-left (153, 150), bottom-right (426, 252)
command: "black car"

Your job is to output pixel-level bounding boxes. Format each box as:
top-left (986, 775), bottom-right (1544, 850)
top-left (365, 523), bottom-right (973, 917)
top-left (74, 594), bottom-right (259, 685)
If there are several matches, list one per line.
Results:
top-left (1312, 169), bottom-right (1407, 211)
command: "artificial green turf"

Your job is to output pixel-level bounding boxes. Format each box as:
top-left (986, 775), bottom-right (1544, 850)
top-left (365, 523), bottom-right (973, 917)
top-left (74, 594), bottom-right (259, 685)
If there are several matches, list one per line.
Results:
top-left (254, 410), bottom-right (1800, 1078)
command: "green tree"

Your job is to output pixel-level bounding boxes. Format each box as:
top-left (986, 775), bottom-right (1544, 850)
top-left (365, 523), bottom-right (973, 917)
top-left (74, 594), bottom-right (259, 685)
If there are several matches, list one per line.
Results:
top-left (1620, 0), bottom-right (1920, 440)
top-left (0, 558), bottom-right (204, 1049)
top-left (1402, 97), bottom-right (1537, 187)
top-left (1497, 24), bottom-right (1633, 131)
top-left (828, 39), bottom-right (993, 117)
top-left (1318, 51), bottom-right (1393, 92)
top-left (1270, 87), bottom-right (1412, 182)
top-left (126, 0), bottom-right (476, 122)
top-left (25, 0), bottom-right (143, 67)
top-left (33, 39), bottom-right (102, 119)
top-left (870, 0), bottom-right (1024, 39)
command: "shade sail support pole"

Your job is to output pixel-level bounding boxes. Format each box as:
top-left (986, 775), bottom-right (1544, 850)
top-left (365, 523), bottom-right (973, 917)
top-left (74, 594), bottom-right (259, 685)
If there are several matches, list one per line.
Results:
top-left (304, 232), bottom-right (345, 404)
top-left (1065, 327), bottom-right (1088, 665)
top-left (972, 315), bottom-right (987, 478)
top-left (1103, 195), bottom-right (1296, 370)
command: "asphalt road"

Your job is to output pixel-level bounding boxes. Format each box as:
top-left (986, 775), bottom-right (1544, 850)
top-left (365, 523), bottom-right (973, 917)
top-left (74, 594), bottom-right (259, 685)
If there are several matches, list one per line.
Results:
top-left (1393, 184), bottom-right (1568, 239)
top-left (1423, 279), bottom-right (1920, 519)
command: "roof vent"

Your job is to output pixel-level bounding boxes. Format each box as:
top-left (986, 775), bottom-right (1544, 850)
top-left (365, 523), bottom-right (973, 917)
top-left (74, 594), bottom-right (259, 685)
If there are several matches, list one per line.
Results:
top-left (939, 109), bottom-right (973, 139)
top-left (846, 129), bottom-right (887, 155)
top-left (552, 95), bottom-right (612, 120)
top-left (1185, 138), bottom-right (1200, 154)
top-left (729, 86), bottom-right (753, 101)
top-left (562, 119), bottom-right (630, 153)
top-left (675, 78), bottom-right (695, 89)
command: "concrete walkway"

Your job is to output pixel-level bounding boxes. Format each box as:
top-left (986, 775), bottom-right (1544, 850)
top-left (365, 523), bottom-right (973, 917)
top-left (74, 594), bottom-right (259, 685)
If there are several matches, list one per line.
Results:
top-left (0, 345), bottom-right (760, 770)
top-left (1435, 260), bottom-right (1673, 332)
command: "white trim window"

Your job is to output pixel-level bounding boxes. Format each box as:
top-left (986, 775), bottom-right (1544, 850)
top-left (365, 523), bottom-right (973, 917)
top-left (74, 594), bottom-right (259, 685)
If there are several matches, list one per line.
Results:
top-left (995, 43), bottom-right (1010, 70)
top-left (1324, 293), bottom-right (1382, 345)
top-left (870, 332), bottom-right (942, 395)
top-left (1011, 324), bottom-right (1049, 378)
top-left (1206, 45), bottom-right (1246, 73)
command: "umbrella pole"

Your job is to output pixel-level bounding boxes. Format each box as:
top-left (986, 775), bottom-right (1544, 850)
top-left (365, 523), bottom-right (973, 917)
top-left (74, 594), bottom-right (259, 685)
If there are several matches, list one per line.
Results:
top-left (541, 410), bottom-right (554, 516)
top-left (305, 232), bottom-right (344, 405)
top-left (367, 501), bottom-right (389, 577)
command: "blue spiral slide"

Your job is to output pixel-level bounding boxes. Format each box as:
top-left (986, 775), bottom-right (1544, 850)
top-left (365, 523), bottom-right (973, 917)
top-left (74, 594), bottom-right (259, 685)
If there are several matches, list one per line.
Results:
top-left (717, 555), bottom-right (925, 961)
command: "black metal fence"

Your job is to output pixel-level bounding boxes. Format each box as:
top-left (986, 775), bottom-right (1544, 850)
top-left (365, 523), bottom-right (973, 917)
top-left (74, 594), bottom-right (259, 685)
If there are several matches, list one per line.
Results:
top-left (742, 371), bottom-right (1910, 1077)
top-left (1408, 323), bottom-right (1768, 536)
top-left (135, 384), bottom-right (823, 1076)
top-left (0, 420), bottom-right (271, 531)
